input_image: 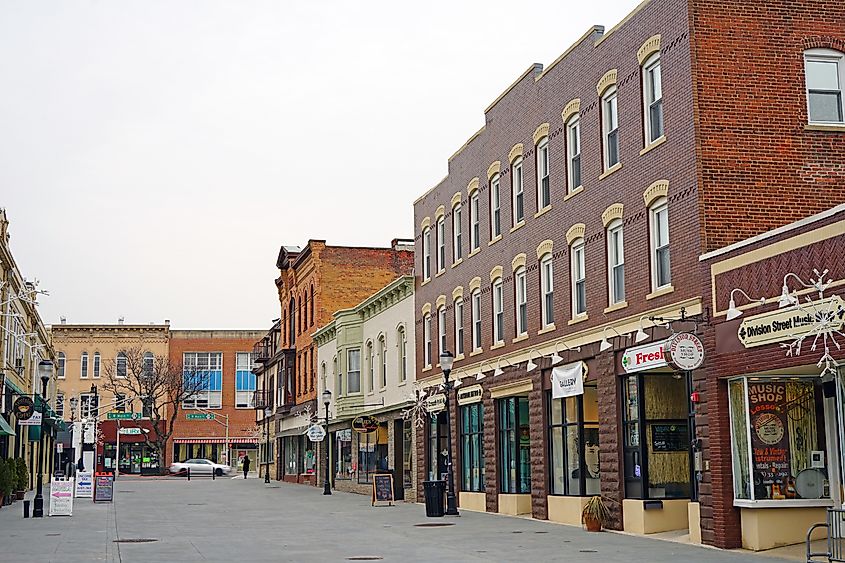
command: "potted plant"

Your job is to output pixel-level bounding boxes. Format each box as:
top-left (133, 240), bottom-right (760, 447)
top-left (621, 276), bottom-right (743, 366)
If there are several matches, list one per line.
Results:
top-left (581, 495), bottom-right (611, 532)
top-left (0, 459), bottom-right (12, 508)
top-left (15, 458), bottom-right (28, 500)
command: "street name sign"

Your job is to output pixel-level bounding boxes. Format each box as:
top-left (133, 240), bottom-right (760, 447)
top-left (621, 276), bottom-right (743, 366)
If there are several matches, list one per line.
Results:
top-left (107, 412), bottom-right (138, 420)
top-left (186, 413), bottom-right (215, 420)
top-left (118, 427), bottom-right (142, 435)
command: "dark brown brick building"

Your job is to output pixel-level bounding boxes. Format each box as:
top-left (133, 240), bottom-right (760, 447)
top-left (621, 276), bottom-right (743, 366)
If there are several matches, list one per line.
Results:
top-left (412, 0), bottom-right (844, 552)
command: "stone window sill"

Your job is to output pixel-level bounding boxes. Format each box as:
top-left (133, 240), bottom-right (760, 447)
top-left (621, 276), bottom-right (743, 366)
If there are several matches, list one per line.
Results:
top-left (639, 135), bottom-right (666, 156)
top-left (805, 123), bottom-right (845, 132)
top-left (421, 279), bottom-right (430, 287)
top-left (564, 186), bottom-right (584, 201)
top-left (646, 284), bottom-right (675, 300)
top-left (470, 348), bottom-right (484, 357)
top-left (435, 270), bottom-right (445, 278)
top-left (490, 342), bottom-right (505, 350)
top-left (599, 162), bottom-right (623, 180)
top-left (603, 301), bottom-right (629, 314)
top-left (451, 258), bottom-right (463, 269)
top-left (488, 235), bottom-right (502, 246)
top-left (468, 248), bottom-right (480, 259)
top-left (568, 314), bottom-right (589, 326)
top-left (509, 221), bottom-right (526, 234)
top-left (534, 205), bottom-right (552, 219)
top-left (537, 324), bottom-right (556, 335)
top-left (512, 334), bottom-right (529, 344)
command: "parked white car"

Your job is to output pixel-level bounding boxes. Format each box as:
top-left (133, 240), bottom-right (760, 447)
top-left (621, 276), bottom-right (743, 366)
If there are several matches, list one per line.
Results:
top-left (169, 459), bottom-right (232, 477)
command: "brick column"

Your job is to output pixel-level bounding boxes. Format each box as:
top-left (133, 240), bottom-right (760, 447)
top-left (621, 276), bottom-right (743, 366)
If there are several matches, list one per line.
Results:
top-left (596, 352), bottom-right (624, 530)
top-left (483, 390), bottom-right (498, 513)
top-left (529, 372), bottom-right (549, 520)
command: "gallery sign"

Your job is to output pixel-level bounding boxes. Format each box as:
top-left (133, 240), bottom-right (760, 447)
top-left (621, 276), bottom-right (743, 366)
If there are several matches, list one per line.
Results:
top-left (456, 385), bottom-right (483, 406)
top-left (738, 295), bottom-right (845, 348)
top-left (621, 339), bottom-right (669, 373)
top-left (551, 362), bottom-right (586, 399)
top-left (664, 333), bottom-right (705, 371)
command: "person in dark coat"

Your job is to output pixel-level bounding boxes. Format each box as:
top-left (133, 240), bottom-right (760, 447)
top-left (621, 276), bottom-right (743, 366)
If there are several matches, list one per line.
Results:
top-left (242, 455), bottom-right (250, 479)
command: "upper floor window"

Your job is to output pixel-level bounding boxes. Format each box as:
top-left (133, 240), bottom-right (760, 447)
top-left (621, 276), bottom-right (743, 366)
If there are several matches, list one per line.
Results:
top-left (423, 227), bottom-right (432, 280)
top-left (310, 284), bottom-right (315, 326)
top-left (454, 298), bottom-right (464, 357)
top-left (470, 191), bottom-right (480, 252)
top-left (378, 335), bottom-right (387, 388)
top-left (367, 341), bottom-right (375, 392)
top-left (607, 220), bottom-right (625, 305)
top-left (423, 314), bottom-right (432, 367)
top-left (493, 278), bottom-right (504, 344)
top-left (602, 88), bottom-right (620, 169)
top-left (540, 254), bottom-right (554, 328)
top-left (182, 352), bottom-right (223, 409)
top-left (453, 203), bottom-right (463, 262)
top-left (805, 49), bottom-right (844, 124)
top-left (80, 351), bottom-right (89, 379)
top-left (471, 289), bottom-right (482, 351)
top-left (115, 352), bottom-right (126, 378)
top-left (347, 348), bottom-right (361, 394)
top-left (514, 267), bottom-right (528, 336)
top-left (537, 138), bottom-right (550, 209)
top-left (650, 198), bottom-right (671, 289)
top-left (236, 352), bottom-right (255, 408)
top-left (642, 55), bottom-right (663, 143)
top-left (438, 306), bottom-right (447, 357)
top-left (490, 174), bottom-right (502, 239)
top-left (57, 352), bottom-right (66, 379)
top-left (143, 352), bottom-right (154, 377)
top-left (512, 157), bottom-right (525, 225)
top-left (567, 117), bottom-right (581, 192)
top-left (571, 239), bottom-right (586, 317)
top-left (334, 356), bottom-right (341, 396)
top-left (93, 352), bottom-right (102, 378)
top-left (397, 326), bottom-right (407, 383)
top-left (436, 217), bottom-right (446, 273)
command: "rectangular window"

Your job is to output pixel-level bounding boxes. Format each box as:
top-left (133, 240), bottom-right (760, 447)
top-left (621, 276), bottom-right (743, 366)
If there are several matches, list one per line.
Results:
top-left (567, 118), bottom-right (581, 191)
top-left (470, 192), bottom-right (480, 251)
top-left (424, 314), bottom-right (432, 367)
top-left (80, 393), bottom-right (96, 418)
top-left (367, 343), bottom-right (374, 392)
top-left (398, 329), bottom-right (407, 382)
top-left (437, 218), bottom-right (446, 272)
top-left (471, 290), bottom-right (482, 351)
top-left (93, 353), bottom-right (101, 378)
top-left (537, 139), bottom-right (550, 209)
top-left (453, 204), bottom-right (463, 262)
top-left (182, 352), bottom-right (223, 409)
top-left (608, 223), bottom-right (625, 304)
top-left (81, 353), bottom-right (88, 379)
top-left (438, 307), bottom-right (447, 357)
top-left (423, 228), bottom-right (431, 280)
top-left (512, 158), bottom-right (524, 225)
top-left (603, 89), bottom-right (619, 169)
top-left (498, 396), bottom-right (530, 494)
top-left (236, 352), bottom-right (256, 408)
top-left (347, 348), bottom-right (361, 394)
top-left (115, 353), bottom-right (125, 378)
top-left (541, 255), bottom-right (554, 327)
top-left (490, 175), bottom-right (501, 238)
top-left (643, 57), bottom-right (664, 143)
top-left (651, 201), bottom-right (671, 289)
top-left (549, 386), bottom-right (600, 496)
top-left (805, 51), bottom-right (844, 123)
top-left (379, 338), bottom-right (386, 389)
top-left (493, 280), bottom-right (504, 344)
top-left (515, 268), bottom-right (527, 335)
top-left (571, 241), bottom-right (586, 316)
top-left (57, 353), bottom-right (66, 379)
top-left (461, 403), bottom-right (485, 492)
top-left (454, 299), bottom-right (464, 356)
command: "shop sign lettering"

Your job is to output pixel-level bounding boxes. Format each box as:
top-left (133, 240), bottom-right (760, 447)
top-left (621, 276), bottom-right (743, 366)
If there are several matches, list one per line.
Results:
top-left (747, 381), bottom-right (791, 498)
top-left (352, 415), bottom-right (379, 433)
top-left (425, 394), bottom-right (446, 414)
top-left (551, 362), bottom-right (586, 399)
top-left (456, 385), bottom-right (483, 406)
top-left (621, 340), bottom-right (669, 373)
top-left (737, 296), bottom-right (845, 348)
top-left (664, 333), bottom-right (705, 371)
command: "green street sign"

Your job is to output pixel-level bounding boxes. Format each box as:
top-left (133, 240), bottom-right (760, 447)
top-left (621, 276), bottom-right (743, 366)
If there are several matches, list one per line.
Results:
top-left (107, 412), bottom-right (133, 420)
top-left (186, 413), bottom-right (215, 420)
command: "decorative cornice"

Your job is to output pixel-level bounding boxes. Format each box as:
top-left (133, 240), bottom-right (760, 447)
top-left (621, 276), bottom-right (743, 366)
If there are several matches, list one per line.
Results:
top-left (490, 265), bottom-right (503, 283)
top-left (452, 286), bottom-right (464, 301)
top-left (532, 123), bottom-right (550, 145)
top-left (434, 205), bottom-right (445, 220)
top-left (487, 161), bottom-right (501, 179)
top-left (602, 203), bottom-right (624, 227)
top-left (566, 223), bottom-right (586, 245)
top-left (508, 143), bottom-right (524, 163)
top-left (596, 69), bottom-right (618, 96)
top-left (643, 180), bottom-right (669, 207)
top-left (511, 253), bottom-right (527, 272)
top-left (561, 98), bottom-right (581, 123)
top-left (536, 239), bottom-right (554, 260)
top-left (451, 192), bottom-right (462, 208)
top-left (637, 34), bottom-right (661, 65)
top-left (467, 177), bottom-right (480, 195)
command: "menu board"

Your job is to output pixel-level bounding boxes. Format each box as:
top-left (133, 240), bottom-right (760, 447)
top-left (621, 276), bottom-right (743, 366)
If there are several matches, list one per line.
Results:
top-left (651, 424), bottom-right (688, 452)
top-left (748, 382), bottom-right (791, 499)
top-left (49, 479), bottom-right (74, 516)
top-left (372, 473), bottom-right (394, 506)
top-left (94, 473), bottom-right (114, 503)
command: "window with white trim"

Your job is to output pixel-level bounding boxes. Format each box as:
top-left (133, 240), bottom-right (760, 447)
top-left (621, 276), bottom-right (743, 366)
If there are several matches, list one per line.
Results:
top-left (805, 48), bottom-right (844, 124)
top-left (453, 203), bottom-right (463, 262)
top-left (57, 352), bottom-right (66, 379)
top-left (113, 352), bottom-right (123, 379)
top-left (512, 157), bottom-right (524, 225)
top-left (454, 298), bottom-right (464, 356)
top-left (515, 267), bottom-right (527, 336)
top-left (143, 352), bottom-right (154, 377)
top-left (81, 352), bottom-right (89, 379)
top-left (650, 198), bottom-right (671, 289)
top-left (423, 227), bottom-right (432, 280)
top-left (490, 174), bottom-right (502, 238)
top-left (541, 254), bottom-right (554, 327)
top-left (80, 392), bottom-right (97, 418)
top-left (602, 88), bottom-right (620, 169)
top-left (424, 314), bottom-right (432, 367)
top-left (493, 278), bottom-right (504, 344)
top-left (436, 217), bottom-right (446, 272)
top-left (378, 335), bottom-right (386, 388)
top-left (182, 352), bottom-right (223, 409)
top-left (607, 220), bottom-right (625, 305)
top-left (398, 326), bottom-right (407, 383)
top-left (347, 348), bottom-right (361, 394)
top-left (537, 138), bottom-right (550, 209)
top-left (643, 55), bottom-right (663, 143)
top-left (438, 306), bottom-right (447, 357)
top-left (571, 239), bottom-right (586, 317)
top-left (334, 356), bottom-right (341, 396)
top-left (567, 116), bottom-right (581, 192)
top-left (367, 340), bottom-right (375, 392)
top-left (471, 289), bottom-right (482, 351)
top-left (236, 352), bottom-right (255, 408)
top-left (470, 191), bottom-right (480, 251)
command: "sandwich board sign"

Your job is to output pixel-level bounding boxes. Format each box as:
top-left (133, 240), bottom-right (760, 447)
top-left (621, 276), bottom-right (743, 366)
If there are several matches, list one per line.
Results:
top-left (49, 478), bottom-right (74, 516)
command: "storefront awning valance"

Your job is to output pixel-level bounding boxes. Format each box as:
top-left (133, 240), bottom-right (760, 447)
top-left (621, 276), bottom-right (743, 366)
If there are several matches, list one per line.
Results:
top-left (173, 437), bottom-right (258, 444)
top-left (0, 416), bottom-right (14, 436)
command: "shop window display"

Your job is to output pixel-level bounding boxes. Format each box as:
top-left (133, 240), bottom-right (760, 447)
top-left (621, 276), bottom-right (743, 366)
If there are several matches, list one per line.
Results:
top-left (336, 429), bottom-right (353, 480)
top-left (460, 403), bottom-right (484, 492)
top-left (498, 396), bottom-right (530, 494)
top-left (549, 385), bottom-right (600, 496)
top-left (357, 422), bottom-right (388, 484)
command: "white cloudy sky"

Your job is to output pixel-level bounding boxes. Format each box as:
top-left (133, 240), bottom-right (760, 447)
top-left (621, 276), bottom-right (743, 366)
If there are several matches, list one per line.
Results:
top-left (0, 0), bottom-right (634, 329)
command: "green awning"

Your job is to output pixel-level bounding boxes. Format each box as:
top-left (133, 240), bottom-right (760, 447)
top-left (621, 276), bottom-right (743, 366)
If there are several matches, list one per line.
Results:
top-left (4, 377), bottom-right (25, 396)
top-left (0, 416), bottom-right (14, 437)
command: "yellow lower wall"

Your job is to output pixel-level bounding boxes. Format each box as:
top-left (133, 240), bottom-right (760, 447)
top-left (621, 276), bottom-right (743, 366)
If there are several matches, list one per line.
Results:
top-left (740, 507), bottom-right (828, 551)
top-left (459, 491), bottom-right (487, 512)
top-left (688, 502), bottom-right (702, 544)
top-left (498, 493), bottom-right (532, 516)
top-left (623, 499), bottom-right (690, 534)
top-left (547, 496), bottom-right (589, 526)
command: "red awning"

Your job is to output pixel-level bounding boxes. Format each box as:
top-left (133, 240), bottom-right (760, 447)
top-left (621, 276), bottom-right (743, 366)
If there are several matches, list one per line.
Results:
top-left (173, 437), bottom-right (258, 444)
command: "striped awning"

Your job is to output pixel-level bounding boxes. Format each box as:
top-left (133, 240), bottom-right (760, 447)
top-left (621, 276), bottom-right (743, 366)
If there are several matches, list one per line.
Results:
top-left (173, 437), bottom-right (258, 444)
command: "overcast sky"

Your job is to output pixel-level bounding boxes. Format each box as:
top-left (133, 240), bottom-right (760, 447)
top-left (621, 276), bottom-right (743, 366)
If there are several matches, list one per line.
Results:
top-left (0, 0), bottom-right (634, 330)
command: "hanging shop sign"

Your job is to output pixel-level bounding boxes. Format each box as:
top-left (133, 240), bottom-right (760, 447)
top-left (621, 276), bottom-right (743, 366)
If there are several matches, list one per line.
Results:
top-left (306, 424), bottom-right (326, 442)
top-left (664, 333), bottom-right (705, 371)
top-left (19, 411), bottom-right (42, 426)
top-left (13, 396), bottom-right (35, 420)
top-left (352, 415), bottom-right (379, 433)
top-left (737, 295), bottom-right (845, 348)
top-left (551, 362), bottom-right (587, 399)
top-left (425, 394), bottom-right (446, 414)
top-left (622, 339), bottom-right (670, 373)
top-left (456, 385), bottom-right (483, 406)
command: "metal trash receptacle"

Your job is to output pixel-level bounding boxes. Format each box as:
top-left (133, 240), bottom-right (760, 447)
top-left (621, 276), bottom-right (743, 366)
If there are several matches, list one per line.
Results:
top-left (423, 480), bottom-right (446, 517)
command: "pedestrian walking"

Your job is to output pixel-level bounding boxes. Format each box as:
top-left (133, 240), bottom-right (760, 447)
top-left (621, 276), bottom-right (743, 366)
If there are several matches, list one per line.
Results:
top-left (242, 455), bottom-right (250, 479)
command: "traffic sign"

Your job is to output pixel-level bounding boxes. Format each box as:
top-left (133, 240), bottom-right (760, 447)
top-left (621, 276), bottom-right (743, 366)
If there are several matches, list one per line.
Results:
top-left (186, 413), bottom-right (215, 420)
top-left (108, 412), bottom-right (133, 420)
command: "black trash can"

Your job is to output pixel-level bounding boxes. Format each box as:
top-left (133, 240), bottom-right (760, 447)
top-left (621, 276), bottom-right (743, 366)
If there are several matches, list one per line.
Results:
top-left (423, 480), bottom-right (446, 517)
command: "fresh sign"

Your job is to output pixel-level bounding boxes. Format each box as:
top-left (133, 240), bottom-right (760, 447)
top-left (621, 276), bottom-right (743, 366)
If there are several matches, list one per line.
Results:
top-left (621, 339), bottom-right (669, 373)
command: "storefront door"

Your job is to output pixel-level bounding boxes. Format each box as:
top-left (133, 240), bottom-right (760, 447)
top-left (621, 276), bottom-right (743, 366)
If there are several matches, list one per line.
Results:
top-left (428, 412), bottom-right (448, 481)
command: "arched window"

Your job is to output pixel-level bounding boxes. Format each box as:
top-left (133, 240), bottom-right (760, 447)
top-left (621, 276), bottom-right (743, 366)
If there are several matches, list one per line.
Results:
top-left (540, 254), bottom-right (554, 328)
top-left (536, 137), bottom-right (550, 210)
top-left (490, 173), bottom-right (502, 239)
top-left (289, 297), bottom-right (296, 346)
top-left (423, 313), bottom-right (432, 367)
top-left (57, 352), bottom-right (66, 379)
top-left (511, 156), bottom-right (524, 226)
top-left (116, 351), bottom-right (127, 378)
top-left (602, 87), bottom-right (619, 170)
top-left (642, 53), bottom-right (663, 144)
top-left (378, 335), bottom-right (386, 388)
top-left (397, 326), bottom-right (407, 383)
top-left (607, 219), bottom-right (625, 305)
top-left (571, 238), bottom-right (586, 317)
top-left (804, 48), bottom-right (845, 124)
top-left (566, 115), bottom-right (581, 193)
top-left (650, 197), bottom-right (671, 290)
top-left (452, 202), bottom-right (463, 263)
top-left (310, 284), bottom-right (315, 326)
top-left (471, 289), bottom-right (482, 351)
top-left (436, 216), bottom-right (446, 272)
top-left (453, 298), bottom-right (464, 356)
top-left (366, 340), bottom-right (374, 392)
top-left (333, 356), bottom-right (340, 396)
top-left (470, 190), bottom-right (480, 252)
top-left (492, 277), bottom-right (504, 345)
top-left (423, 227), bottom-right (432, 280)
top-left (437, 306), bottom-right (447, 358)
top-left (80, 351), bottom-right (89, 379)
top-left (93, 352), bottom-right (101, 378)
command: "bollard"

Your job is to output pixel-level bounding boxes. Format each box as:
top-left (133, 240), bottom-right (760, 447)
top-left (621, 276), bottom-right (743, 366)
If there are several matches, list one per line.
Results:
top-left (212, 469), bottom-right (215, 480)
top-left (187, 467), bottom-right (191, 481)
top-left (23, 499), bottom-right (30, 518)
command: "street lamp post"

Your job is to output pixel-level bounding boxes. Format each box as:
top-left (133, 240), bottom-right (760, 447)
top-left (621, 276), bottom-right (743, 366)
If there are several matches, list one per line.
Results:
top-left (33, 360), bottom-right (54, 518)
top-left (322, 389), bottom-right (331, 496)
top-left (439, 351), bottom-right (459, 516)
top-left (264, 406), bottom-right (272, 484)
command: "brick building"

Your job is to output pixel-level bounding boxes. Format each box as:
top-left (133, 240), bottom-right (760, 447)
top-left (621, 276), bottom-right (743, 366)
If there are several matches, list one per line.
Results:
top-left (411, 0), bottom-right (844, 552)
top-left (267, 240), bottom-right (413, 485)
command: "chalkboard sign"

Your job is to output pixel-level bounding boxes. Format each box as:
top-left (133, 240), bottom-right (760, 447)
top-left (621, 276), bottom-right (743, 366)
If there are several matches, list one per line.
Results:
top-left (651, 424), bottom-right (688, 452)
top-left (371, 473), bottom-right (394, 506)
top-left (94, 473), bottom-right (114, 503)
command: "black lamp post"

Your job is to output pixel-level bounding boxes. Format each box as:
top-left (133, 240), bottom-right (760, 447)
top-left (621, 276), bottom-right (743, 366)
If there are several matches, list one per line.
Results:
top-left (439, 351), bottom-right (459, 516)
top-left (264, 407), bottom-right (272, 484)
top-left (322, 389), bottom-right (331, 495)
top-left (33, 360), bottom-right (53, 518)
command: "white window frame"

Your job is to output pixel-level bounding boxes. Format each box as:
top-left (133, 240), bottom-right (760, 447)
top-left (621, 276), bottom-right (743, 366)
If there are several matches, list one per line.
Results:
top-left (454, 298), bottom-right (464, 356)
top-left (602, 87), bottom-right (619, 170)
top-left (493, 279), bottom-right (504, 344)
top-left (423, 227), bottom-right (432, 280)
top-left (536, 138), bottom-right (550, 210)
top-left (398, 326), bottom-right (407, 383)
top-left (347, 348), bottom-right (361, 394)
top-left (182, 352), bottom-right (223, 409)
top-left (334, 356), bottom-right (341, 396)
top-left (80, 352), bottom-right (89, 379)
top-left (114, 352), bottom-right (125, 379)
top-left (642, 54), bottom-right (663, 144)
top-left (512, 157), bottom-right (524, 226)
top-left (566, 116), bottom-right (581, 193)
top-left (453, 203), bottom-right (463, 262)
top-left (57, 352), bottom-right (66, 379)
top-left (438, 306), bottom-right (447, 357)
top-left (424, 314), bottom-right (432, 367)
top-left (378, 335), bottom-right (387, 389)
top-left (540, 254), bottom-right (554, 328)
top-left (804, 48), bottom-right (845, 124)
top-left (571, 239), bottom-right (586, 317)
top-left (470, 191), bottom-right (480, 251)
top-left (235, 352), bottom-right (255, 408)
top-left (436, 217), bottom-right (446, 272)
top-left (366, 340), bottom-right (375, 393)
top-left (515, 267), bottom-right (528, 336)
top-left (650, 198), bottom-right (671, 290)
top-left (607, 220), bottom-right (625, 305)
top-left (471, 289), bottom-right (482, 351)
top-left (93, 352), bottom-right (101, 378)
top-left (490, 174), bottom-right (502, 239)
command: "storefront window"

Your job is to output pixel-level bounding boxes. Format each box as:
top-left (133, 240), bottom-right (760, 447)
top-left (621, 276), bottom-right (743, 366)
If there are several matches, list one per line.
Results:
top-left (460, 403), bottom-right (484, 492)
top-left (428, 412), bottom-right (448, 481)
top-left (357, 423), bottom-right (388, 483)
top-left (303, 437), bottom-right (316, 474)
top-left (336, 429), bottom-right (353, 480)
top-left (284, 436), bottom-right (300, 476)
top-left (498, 396), bottom-right (530, 494)
top-left (549, 385), bottom-right (600, 496)
top-left (729, 377), bottom-right (830, 503)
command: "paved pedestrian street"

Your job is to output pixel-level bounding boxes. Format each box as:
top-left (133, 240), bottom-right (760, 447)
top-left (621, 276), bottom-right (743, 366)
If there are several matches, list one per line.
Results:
top-left (0, 477), bottom-right (798, 563)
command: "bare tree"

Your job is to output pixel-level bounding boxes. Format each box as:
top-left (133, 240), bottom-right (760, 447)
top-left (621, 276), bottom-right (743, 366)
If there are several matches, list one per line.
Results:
top-left (103, 346), bottom-right (205, 474)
